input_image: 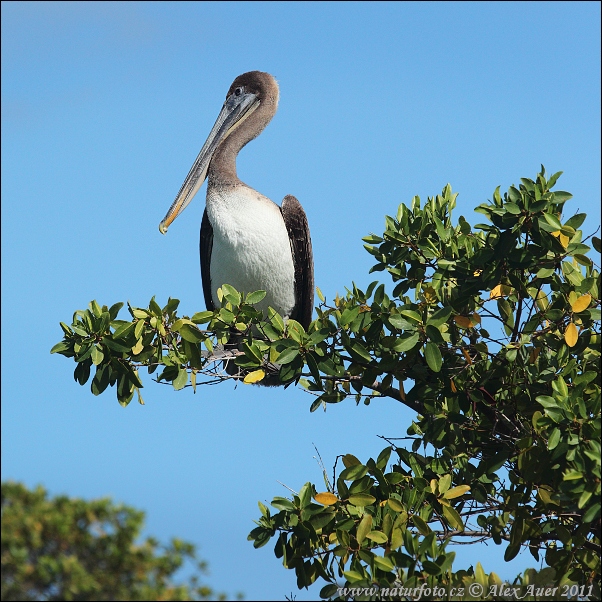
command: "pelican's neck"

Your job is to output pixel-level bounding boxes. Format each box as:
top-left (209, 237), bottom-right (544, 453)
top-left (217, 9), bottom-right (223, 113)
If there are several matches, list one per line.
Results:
top-left (208, 133), bottom-right (240, 186)
top-left (208, 93), bottom-right (278, 188)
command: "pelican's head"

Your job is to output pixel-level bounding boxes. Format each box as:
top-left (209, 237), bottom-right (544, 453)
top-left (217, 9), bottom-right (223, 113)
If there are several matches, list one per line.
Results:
top-left (159, 71), bottom-right (279, 234)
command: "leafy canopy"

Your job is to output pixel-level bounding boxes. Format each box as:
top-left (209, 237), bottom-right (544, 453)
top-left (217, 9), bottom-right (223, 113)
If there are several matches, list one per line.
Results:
top-left (1, 481), bottom-right (232, 601)
top-left (52, 167), bottom-right (601, 599)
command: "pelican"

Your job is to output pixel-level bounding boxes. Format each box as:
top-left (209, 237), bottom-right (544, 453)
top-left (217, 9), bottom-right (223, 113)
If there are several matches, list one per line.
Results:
top-left (159, 71), bottom-right (314, 331)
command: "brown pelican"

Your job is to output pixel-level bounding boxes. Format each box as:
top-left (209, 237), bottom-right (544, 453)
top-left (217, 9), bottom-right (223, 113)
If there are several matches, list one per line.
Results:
top-left (159, 71), bottom-right (314, 331)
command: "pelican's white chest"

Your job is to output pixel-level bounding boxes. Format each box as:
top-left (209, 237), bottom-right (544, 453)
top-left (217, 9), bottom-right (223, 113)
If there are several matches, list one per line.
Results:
top-left (206, 185), bottom-right (296, 318)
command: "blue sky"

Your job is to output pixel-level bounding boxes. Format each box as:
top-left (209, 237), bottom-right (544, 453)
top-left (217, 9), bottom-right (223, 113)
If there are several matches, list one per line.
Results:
top-left (1, 1), bottom-right (600, 599)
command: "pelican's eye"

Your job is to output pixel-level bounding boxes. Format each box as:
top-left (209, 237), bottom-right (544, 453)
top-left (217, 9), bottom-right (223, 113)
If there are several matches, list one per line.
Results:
top-left (234, 87), bottom-right (243, 97)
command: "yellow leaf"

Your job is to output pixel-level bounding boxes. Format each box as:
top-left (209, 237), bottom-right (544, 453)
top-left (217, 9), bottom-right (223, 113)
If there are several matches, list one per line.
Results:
top-left (471, 312), bottom-right (481, 325)
top-left (564, 322), bottom-right (578, 347)
top-left (342, 454), bottom-right (361, 468)
top-left (489, 572), bottom-right (503, 587)
top-left (552, 231), bottom-right (569, 247)
top-left (454, 316), bottom-right (473, 329)
top-left (243, 369), bottom-right (266, 384)
top-left (439, 474), bottom-right (452, 495)
top-left (314, 492), bottom-right (339, 506)
top-left (441, 500), bottom-right (464, 531)
top-left (430, 479), bottom-right (438, 494)
top-left (537, 487), bottom-right (560, 506)
top-left (450, 379), bottom-right (457, 393)
top-left (473, 269), bottom-right (483, 277)
top-left (462, 348), bottom-right (473, 365)
top-left (423, 286), bottom-right (438, 304)
top-left (529, 347), bottom-right (541, 364)
top-left (490, 284), bottom-right (503, 299)
top-left (489, 284), bottom-right (512, 299)
top-left (475, 562), bottom-right (487, 588)
top-left (571, 294), bottom-right (592, 314)
top-left (131, 338), bottom-right (144, 355)
top-left (443, 485), bottom-right (471, 499)
top-left (387, 498), bottom-right (404, 512)
top-left (535, 290), bottom-right (549, 311)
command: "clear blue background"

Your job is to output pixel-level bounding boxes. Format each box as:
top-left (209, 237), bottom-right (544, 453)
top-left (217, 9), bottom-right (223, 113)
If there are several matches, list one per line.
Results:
top-left (2, 1), bottom-right (600, 599)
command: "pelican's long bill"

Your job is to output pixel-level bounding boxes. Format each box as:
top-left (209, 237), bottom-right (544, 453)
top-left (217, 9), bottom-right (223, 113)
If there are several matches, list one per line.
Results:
top-left (159, 91), bottom-right (260, 234)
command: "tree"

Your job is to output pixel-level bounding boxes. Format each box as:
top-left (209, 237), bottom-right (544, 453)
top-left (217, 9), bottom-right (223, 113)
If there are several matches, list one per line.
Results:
top-left (1, 481), bottom-right (234, 601)
top-left (52, 167), bottom-right (601, 599)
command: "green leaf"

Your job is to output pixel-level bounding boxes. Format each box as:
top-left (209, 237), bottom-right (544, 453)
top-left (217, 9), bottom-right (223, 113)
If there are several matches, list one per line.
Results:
top-left (422, 560), bottom-right (442, 575)
top-left (424, 342), bottom-right (442, 372)
top-left (221, 284), bottom-right (241, 306)
top-left (442, 505), bottom-right (464, 531)
top-left (191, 311), bottom-right (213, 323)
top-left (309, 511), bottom-right (335, 530)
top-left (348, 494), bottom-right (376, 507)
top-left (356, 513), bottom-right (373, 543)
top-left (583, 503), bottom-right (601, 524)
top-left (342, 454), bottom-right (362, 467)
top-left (108, 302), bottom-right (124, 320)
top-left (275, 346), bottom-right (300, 364)
top-left (172, 368), bottom-right (188, 390)
top-left (552, 191), bottom-right (572, 203)
top-left (542, 213), bottom-right (562, 230)
top-left (50, 341), bottom-right (70, 355)
top-left (271, 497), bottom-right (296, 511)
top-left (504, 544), bottom-right (521, 562)
top-left (320, 585), bottom-right (339, 599)
top-left (536, 395), bottom-right (558, 409)
top-left (373, 555), bottom-right (395, 571)
top-left (578, 490), bottom-right (592, 509)
top-left (366, 530), bottom-right (388, 544)
top-left (245, 290), bottom-right (267, 305)
top-left (349, 341), bottom-right (372, 362)
top-left (425, 324), bottom-right (444, 344)
top-left (342, 570), bottom-right (364, 583)
top-left (340, 464), bottom-right (368, 481)
top-left (113, 322), bottom-right (135, 340)
top-left (90, 345), bottom-right (104, 366)
top-left (340, 306), bottom-right (360, 326)
top-left (149, 296), bottom-right (162, 316)
top-left (412, 515), bottom-right (431, 535)
top-left (241, 342), bottom-right (263, 364)
top-left (399, 309), bottom-right (422, 323)
top-left (387, 498), bottom-right (404, 512)
top-left (438, 474), bottom-right (451, 495)
top-left (179, 324), bottom-right (205, 344)
top-left (564, 213), bottom-right (586, 230)
top-left (547, 428), bottom-right (561, 450)
top-left (102, 337), bottom-right (131, 353)
top-left (392, 332), bottom-right (420, 353)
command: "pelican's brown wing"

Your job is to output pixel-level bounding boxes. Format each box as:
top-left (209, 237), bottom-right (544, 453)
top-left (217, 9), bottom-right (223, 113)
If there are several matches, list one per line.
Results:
top-left (281, 195), bottom-right (314, 329)
top-left (199, 208), bottom-right (215, 311)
